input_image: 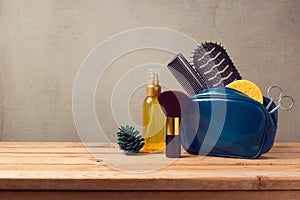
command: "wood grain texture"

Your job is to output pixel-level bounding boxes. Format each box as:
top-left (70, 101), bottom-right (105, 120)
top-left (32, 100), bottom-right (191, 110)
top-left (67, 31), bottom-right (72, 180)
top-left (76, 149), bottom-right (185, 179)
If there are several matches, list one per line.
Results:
top-left (0, 142), bottom-right (299, 192)
top-left (0, 191), bottom-right (299, 200)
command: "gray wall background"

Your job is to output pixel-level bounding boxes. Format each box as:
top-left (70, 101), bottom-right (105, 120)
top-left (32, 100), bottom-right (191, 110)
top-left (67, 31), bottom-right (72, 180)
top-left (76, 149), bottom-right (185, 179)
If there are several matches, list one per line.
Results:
top-left (0, 0), bottom-right (299, 142)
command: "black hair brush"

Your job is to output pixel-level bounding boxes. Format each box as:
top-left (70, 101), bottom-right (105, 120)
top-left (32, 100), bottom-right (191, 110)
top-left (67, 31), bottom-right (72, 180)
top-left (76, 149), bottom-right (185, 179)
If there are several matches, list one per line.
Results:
top-left (167, 42), bottom-right (241, 95)
top-left (192, 42), bottom-right (242, 88)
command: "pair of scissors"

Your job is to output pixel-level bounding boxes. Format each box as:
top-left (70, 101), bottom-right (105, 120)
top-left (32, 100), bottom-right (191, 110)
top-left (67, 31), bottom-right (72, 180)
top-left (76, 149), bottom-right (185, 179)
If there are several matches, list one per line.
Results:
top-left (266, 85), bottom-right (294, 114)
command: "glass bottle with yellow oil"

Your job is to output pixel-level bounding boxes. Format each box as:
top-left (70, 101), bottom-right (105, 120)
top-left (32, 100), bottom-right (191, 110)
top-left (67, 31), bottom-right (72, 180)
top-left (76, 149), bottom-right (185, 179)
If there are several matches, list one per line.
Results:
top-left (142, 69), bottom-right (164, 153)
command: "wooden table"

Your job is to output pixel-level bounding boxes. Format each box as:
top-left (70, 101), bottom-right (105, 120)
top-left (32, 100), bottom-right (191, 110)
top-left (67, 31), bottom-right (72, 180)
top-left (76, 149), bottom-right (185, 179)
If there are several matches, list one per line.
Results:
top-left (0, 142), bottom-right (299, 199)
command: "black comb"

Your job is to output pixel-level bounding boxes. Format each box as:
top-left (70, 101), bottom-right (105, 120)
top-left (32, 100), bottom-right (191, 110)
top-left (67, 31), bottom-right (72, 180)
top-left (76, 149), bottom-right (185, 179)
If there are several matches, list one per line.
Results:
top-left (167, 53), bottom-right (208, 96)
top-left (192, 42), bottom-right (242, 87)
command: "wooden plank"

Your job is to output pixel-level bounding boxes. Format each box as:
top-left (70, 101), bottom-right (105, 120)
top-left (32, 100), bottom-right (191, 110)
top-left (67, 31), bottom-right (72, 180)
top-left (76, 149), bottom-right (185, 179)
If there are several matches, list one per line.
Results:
top-left (0, 143), bottom-right (298, 154)
top-left (0, 164), bottom-right (298, 177)
top-left (0, 150), bottom-right (298, 165)
top-left (269, 147), bottom-right (300, 153)
top-left (0, 176), bottom-right (299, 191)
top-left (273, 143), bottom-right (300, 148)
top-left (0, 177), bottom-right (274, 190)
top-left (0, 148), bottom-right (89, 154)
top-left (0, 153), bottom-right (298, 169)
top-left (0, 164), bottom-right (111, 171)
top-left (0, 142), bottom-right (297, 148)
top-left (0, 164), bottom-right (299, 182)
top-left (0, 142), bottom-right (299, 192)
top-left (0, 142), bottom-right (85, 148)
top-left (0, 153), bottom-right (95, 165)
top-left (0, 191), bottom-right (299, 200)
top-left (0, 160), bottom-right (298, 176)
top-left (0, 163), bottom-right (298, 172)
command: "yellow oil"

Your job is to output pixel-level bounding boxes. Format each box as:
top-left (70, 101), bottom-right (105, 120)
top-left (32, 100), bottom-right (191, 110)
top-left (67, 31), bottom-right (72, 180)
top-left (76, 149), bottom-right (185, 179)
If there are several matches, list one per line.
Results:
top-left (142, 96), bottom-right (164, 153)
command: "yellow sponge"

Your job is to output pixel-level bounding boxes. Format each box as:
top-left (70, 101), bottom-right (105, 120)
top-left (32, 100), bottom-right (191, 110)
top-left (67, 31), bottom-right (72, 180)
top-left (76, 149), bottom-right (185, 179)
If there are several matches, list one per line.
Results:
top-left (226, 80), bottom-right (263, 104)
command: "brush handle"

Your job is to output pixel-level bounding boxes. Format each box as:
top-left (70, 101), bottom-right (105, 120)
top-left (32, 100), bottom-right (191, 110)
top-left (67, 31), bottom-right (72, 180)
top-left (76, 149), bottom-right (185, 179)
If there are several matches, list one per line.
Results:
top-left (166, 135), bottom-right (181, 158)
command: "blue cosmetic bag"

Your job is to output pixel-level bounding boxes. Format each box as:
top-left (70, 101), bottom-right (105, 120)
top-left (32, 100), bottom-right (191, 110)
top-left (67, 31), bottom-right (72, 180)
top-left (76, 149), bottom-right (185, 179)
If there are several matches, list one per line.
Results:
top-left (181, 87), bottom-right (278, 159)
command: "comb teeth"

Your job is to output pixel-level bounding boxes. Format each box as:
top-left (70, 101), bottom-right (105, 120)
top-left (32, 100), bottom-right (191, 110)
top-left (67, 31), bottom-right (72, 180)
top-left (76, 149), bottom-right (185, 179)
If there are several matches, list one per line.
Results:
top-left (167, 54), bottom-right (208, 96)
top-left (192, 42), bottom-right (242, 87)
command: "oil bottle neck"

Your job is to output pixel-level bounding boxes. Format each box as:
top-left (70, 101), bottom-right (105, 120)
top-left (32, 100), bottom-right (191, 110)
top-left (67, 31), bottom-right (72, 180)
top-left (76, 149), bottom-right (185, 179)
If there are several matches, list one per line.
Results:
top-left (146, 85), bottom-right (161, 97)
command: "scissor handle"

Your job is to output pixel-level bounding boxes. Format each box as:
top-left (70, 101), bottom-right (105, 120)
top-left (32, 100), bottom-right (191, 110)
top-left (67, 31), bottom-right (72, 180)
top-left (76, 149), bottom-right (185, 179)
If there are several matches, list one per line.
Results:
top-left (266, 85), bottom-right (284, 110)
top-left (269, 95), bottom-right (294, 114)
top-left (267, 85), bottom-right (283, 101)
top-left (279, 95), bottom-right (294, 111)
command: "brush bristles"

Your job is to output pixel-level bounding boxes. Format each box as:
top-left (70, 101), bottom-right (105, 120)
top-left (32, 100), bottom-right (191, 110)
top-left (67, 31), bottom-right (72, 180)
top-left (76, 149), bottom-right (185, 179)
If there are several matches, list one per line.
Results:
top-left (158, 91), bottom-right (190, 118)
top-left (192, 42), bottom-right (241, 88)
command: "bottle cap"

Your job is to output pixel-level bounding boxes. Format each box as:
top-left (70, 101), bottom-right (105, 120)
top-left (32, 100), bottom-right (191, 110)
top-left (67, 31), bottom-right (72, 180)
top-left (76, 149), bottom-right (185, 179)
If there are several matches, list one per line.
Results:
top-left (148, 69), bottom-right (160, 85)
top-left (146, 69), bottom-right (161, 96)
